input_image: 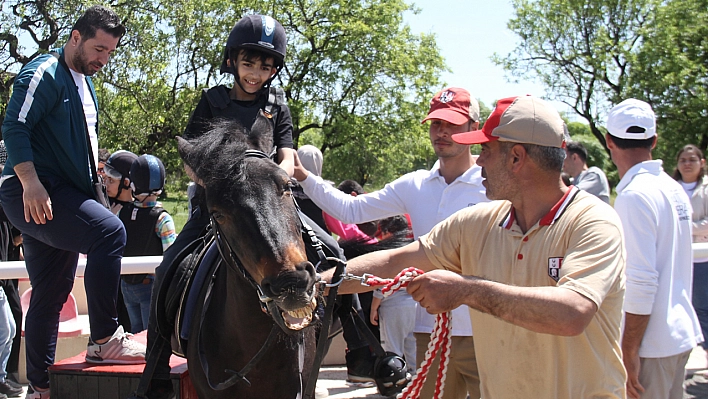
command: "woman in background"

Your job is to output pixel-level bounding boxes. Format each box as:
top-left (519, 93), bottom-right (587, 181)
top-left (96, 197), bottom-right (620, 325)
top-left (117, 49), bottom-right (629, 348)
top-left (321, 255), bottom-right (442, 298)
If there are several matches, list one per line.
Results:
top-left (674, 144), bottom-right (708, 352)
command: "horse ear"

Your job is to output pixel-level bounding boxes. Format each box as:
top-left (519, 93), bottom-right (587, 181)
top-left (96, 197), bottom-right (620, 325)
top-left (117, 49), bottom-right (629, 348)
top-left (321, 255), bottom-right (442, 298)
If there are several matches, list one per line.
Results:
top-left (251, 110), bottom-right (274, 151)
top-left (177, 136), bottom-right (194, 161)
top-left (176, 136), bottom-right (205, 186)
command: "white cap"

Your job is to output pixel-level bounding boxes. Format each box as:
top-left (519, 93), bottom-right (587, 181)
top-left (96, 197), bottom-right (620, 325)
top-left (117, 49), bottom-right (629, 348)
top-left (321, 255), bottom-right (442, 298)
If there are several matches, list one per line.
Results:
top-left (606, 99), bottom-right (656, 140)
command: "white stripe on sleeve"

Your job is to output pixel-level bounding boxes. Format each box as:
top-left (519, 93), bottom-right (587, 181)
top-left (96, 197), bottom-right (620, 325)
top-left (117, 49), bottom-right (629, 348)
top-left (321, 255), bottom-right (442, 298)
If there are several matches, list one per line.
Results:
top-left (18, 57), bottom-right (58, 123)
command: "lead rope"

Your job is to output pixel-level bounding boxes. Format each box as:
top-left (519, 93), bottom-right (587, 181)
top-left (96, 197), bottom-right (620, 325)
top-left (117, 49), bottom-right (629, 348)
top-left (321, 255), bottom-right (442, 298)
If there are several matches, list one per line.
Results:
top-left (362, 267), bottom-right (452, 399)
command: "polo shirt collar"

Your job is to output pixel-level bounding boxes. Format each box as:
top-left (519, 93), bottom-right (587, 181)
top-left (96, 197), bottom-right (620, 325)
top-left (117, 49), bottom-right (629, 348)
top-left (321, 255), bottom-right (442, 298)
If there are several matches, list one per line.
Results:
top-left (501, 186), bottom-right (580, 229)
top-left (616, 159), bottom-right (663, 194)
top-left (422, 160), bottom-right (483, 186)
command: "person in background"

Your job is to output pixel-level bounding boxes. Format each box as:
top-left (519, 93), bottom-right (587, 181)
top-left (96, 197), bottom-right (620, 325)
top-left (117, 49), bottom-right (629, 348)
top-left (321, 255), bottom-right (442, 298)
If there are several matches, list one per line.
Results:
top-left (98, 148), bottom-right (111, 178)
top-left (295, 145), bottom-right (331, 233)
top-left (104, 150), bottom-right (140, 333)
top-left (370, 215), bottom-right (416, 375)
top-left (0, 6), bottom-right (144, 398)
top-left (608, 99), bottom-right (703, 399)
top-left (119, 155), bottom-right (175, 333)
top-left (0, 142), bottom-right (23, 398)
top-left (673, 144), bottom-right (708, 360)
top-left (293, 146), bottom-right (379, 385)
top-left (562, 141), bottom-right (610, 203)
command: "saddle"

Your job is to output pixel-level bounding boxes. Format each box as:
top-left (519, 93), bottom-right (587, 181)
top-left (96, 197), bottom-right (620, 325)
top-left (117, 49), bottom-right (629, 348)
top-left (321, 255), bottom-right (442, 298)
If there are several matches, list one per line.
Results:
top-left (154, 226), bottom-right (216, 357)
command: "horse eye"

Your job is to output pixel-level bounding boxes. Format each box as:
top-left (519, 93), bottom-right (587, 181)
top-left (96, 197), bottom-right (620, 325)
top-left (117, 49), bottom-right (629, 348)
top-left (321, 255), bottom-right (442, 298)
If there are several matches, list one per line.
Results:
top-left (212, 211), bottom-right (224, 221)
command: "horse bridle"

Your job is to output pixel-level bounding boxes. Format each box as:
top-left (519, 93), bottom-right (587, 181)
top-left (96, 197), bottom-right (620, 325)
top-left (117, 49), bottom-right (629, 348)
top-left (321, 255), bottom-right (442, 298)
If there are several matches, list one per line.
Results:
top-left (195, 149), bottom-right (346, 397)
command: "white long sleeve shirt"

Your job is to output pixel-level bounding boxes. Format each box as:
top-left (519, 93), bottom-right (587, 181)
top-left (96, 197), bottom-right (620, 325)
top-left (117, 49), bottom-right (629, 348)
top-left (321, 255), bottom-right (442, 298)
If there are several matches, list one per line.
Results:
top-left (300, 161), bottom-right (489, 335)
top-left (615, 160), bottom-right (703, 357)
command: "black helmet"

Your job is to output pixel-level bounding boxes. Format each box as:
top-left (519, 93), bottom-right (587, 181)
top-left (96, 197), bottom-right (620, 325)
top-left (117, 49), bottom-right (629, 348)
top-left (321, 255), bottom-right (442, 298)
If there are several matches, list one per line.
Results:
top-left (374, 352), bottom-right (411, 397)
top-left (130, 154), bottom-right (166, 196)
top-left (220, 14), bottom-right (287, 74)
top-left (104, 150), bottom-right (138, 180)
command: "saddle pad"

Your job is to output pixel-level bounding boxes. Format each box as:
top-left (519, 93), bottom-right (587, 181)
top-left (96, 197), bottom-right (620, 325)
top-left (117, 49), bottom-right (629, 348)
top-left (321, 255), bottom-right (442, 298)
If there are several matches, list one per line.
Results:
top-left (179, 242), bottom-right (220, 341)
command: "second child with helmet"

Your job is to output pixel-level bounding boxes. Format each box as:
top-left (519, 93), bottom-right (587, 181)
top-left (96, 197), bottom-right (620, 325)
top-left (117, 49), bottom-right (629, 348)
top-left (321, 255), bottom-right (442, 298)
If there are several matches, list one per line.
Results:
top-left (131, 14), bottom-right (344, 399)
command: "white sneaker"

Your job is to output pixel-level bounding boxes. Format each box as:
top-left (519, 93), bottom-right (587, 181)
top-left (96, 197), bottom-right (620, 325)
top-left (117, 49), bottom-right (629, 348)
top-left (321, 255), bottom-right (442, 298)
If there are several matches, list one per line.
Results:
top-left (25, 385), bottom-right (50, 399)
top-left (85, 325), bottom-right (146, 364)
top-left (315, 383), bottom-right (329, 399)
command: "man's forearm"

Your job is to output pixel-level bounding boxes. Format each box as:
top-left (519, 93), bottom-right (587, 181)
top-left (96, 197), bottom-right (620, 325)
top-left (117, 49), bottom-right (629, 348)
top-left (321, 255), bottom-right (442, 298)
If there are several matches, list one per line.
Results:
top-left (622, 312), bottom-right (650, 355)
top-left (13, 161), bottom-right (40, 185)
top-left (463, 279), bottom-right (598, 336)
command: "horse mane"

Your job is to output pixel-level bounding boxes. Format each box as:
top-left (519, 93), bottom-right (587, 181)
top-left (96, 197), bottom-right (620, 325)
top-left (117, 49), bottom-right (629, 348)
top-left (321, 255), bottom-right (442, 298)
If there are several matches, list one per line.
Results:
top-left (338, 231), bottom-right (413, 260)
top-left (178, 114), bottom-right (275, 207)
top-left (180, 119), bottom-right (249, 187)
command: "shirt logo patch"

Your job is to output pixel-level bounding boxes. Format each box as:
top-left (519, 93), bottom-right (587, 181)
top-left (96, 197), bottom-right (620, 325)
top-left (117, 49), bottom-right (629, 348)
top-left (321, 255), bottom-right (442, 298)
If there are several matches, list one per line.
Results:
top-left (548, 257), bottom-right (563, 282)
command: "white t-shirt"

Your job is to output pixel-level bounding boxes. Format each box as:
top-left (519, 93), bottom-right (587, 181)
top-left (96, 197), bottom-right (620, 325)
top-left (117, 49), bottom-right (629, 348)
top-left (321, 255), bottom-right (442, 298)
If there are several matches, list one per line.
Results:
top-left (300, 161), bottom-right (489, 336)
top-left (70, 69), bottom-right (98, 165)
top-left (615, 160), bottom-right (703, 357)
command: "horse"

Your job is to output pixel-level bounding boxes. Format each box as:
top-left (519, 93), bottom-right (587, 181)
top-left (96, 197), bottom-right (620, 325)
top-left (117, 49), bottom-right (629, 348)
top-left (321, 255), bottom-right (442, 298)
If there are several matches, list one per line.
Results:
top-left (175, 113), bottom-right (321, 399)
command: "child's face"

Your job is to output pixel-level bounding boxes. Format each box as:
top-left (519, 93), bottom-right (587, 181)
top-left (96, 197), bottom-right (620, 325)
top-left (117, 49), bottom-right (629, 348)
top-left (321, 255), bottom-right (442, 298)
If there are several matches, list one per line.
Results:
top-left (232, 52), bottom-right (277, 99)
top-left (104, 175), bottom-right (122, 198)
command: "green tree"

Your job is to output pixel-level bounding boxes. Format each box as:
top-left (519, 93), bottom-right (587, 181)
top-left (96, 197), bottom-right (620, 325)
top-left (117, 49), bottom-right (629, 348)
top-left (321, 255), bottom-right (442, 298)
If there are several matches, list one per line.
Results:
top-left (627, 0), bottom-right (708, 172)
top-left (494, 0), bottom-right (656, 152)
top-left (0, 0), bottom-right (445, 191)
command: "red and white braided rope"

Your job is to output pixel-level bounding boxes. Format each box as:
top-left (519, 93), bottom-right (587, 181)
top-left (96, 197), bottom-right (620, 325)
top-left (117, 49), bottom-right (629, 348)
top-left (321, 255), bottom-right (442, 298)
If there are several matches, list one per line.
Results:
top-left (363, 267), bottom-right (452, 399)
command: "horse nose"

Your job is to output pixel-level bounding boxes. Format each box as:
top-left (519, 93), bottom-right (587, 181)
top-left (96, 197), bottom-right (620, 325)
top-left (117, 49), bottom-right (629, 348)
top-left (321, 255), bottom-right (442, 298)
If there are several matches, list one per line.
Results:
top-left (260, 261), bottom-right (316, 299)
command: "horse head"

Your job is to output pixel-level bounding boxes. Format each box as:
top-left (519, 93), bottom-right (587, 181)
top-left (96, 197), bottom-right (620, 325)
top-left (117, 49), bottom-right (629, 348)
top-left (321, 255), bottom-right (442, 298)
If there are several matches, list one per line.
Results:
top-left (177, 112), bottom-right (318, 332)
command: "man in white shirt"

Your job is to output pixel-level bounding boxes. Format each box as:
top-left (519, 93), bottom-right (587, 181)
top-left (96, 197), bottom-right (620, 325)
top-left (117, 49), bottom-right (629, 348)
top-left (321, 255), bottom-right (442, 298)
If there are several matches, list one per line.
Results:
top-left (562, 141), bottom-right (610, 203)
top-left (607, 98), bottom-right (703, 399)
top-left (293, 87), bottom-right (488, 399)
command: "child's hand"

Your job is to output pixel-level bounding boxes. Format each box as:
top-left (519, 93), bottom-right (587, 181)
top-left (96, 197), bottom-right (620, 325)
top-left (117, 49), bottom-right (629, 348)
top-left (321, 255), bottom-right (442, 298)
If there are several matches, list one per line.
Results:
top-left (370, 307), bottom-right (379, 326)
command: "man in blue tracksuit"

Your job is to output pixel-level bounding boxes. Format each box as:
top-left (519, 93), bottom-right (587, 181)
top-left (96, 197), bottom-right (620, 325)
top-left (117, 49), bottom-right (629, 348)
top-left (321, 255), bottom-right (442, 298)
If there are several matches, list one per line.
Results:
top-left (0, 6), bottom-right (145, 398)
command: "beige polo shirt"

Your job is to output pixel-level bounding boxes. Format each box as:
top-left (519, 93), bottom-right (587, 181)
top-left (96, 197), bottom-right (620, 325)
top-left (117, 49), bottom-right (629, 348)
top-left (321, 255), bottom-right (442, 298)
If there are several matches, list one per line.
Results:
top-left (420, 188), bottom-right (626, 398)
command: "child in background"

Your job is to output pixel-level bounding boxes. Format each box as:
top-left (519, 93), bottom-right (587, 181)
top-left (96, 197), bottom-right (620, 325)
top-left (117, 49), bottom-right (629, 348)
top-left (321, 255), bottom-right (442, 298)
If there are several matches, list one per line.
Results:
top-left (119, 155), bottom-right (175, 333)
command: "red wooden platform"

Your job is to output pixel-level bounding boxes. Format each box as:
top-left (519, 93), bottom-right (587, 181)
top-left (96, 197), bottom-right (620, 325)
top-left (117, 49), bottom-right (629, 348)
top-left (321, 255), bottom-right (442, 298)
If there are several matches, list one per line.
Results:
top-left (48, 331), bottom-right (198, 399)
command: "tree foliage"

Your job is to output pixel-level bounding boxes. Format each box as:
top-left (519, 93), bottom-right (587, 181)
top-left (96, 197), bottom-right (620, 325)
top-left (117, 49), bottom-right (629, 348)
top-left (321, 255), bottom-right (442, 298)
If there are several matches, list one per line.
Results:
top-left (497, 0), bottom-right (708, 175)
top-left (0, 0), bottom-right (445, 190)
top-left (494, 0), bottom-right (655, 151)
top-left (628, 0), bottom-right (708, 172)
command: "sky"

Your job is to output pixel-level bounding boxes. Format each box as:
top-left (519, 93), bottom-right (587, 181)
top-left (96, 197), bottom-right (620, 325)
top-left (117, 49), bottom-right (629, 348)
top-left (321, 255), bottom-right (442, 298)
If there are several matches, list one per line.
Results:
top-left (403, 0), bottom-right (574, 115)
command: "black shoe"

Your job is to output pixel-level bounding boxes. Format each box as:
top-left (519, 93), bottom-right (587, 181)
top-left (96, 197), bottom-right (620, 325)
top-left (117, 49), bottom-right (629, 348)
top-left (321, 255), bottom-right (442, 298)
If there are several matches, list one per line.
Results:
top-left (146, 379), bottom-right (175, 399)
top-left (345, 346), bottom-right (376, 383)
top-left (2, 380), bottom-right (20, 390)
top-left (0, 380), bottom-right (22, 397)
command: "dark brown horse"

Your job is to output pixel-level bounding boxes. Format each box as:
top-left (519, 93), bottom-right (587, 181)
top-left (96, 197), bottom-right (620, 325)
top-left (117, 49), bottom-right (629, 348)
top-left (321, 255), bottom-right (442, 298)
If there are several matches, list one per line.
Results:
top-left (176, 113), bottom-right (319, 399)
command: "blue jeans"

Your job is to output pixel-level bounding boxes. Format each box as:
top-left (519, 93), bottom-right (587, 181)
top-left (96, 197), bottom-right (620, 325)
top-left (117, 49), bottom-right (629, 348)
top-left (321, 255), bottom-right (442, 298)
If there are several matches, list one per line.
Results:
top-left (693, 261), bottom-right (708, 349)
top-left (0, 287), bottom-right (16, 382)
top-left (121, 278), bottom-right (153, 333)
top-left (0, 175), bottom-right (126, 389)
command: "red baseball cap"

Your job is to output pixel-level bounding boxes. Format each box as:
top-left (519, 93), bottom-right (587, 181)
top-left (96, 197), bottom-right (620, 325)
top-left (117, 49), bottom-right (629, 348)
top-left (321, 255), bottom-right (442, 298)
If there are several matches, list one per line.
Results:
top-left (452, 95), bottom-right (567, 148)
top-left (421, 87), bottom-right (480, 125)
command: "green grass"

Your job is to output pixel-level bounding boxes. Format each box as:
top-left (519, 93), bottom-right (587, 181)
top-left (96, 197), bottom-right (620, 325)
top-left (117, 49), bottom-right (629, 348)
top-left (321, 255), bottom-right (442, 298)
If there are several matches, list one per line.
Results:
top-left (159, 192), bottom-right (190, 234)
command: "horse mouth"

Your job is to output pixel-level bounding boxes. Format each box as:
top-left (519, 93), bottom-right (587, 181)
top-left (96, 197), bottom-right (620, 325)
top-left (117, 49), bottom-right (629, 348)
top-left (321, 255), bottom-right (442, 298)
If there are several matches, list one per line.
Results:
top-left (281, 296), bottom-right (317, 330)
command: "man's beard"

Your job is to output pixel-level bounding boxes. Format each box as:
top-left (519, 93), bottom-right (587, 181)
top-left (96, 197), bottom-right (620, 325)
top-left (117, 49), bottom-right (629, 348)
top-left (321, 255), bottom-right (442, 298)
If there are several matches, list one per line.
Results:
top-left (72, 44), bottom-right (97, 76)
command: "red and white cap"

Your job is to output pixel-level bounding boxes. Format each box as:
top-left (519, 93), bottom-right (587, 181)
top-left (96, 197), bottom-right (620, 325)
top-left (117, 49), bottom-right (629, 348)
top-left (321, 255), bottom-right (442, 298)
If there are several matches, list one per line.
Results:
top-left (421, 87), bottom-right (480, 125)
top-left (452, 95), bottom-right (566, 148)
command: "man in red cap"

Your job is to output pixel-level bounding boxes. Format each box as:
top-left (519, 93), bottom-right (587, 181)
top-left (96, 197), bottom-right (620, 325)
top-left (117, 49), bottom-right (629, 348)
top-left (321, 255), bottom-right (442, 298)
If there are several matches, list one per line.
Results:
top-left (294, 87), bottom-right (487, 398)
top-left (322, 95), bottom-right (627, 398)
